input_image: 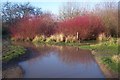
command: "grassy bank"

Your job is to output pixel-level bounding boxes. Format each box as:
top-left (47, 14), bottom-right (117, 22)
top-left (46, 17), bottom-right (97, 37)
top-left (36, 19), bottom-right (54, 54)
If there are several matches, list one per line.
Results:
top-left (32, 37), bottom-right (120, 75)
top-left (32, 35), bottom-right (96, 47)
top-left (33, 41), bottom-right (81, 47)
top-left (79, 39), bottom-right (120, 74)
top-left (2, 40), bottom-right (26, 62)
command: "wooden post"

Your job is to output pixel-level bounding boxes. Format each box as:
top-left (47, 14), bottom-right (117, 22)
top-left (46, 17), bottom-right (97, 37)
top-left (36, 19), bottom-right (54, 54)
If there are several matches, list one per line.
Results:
top-left (77, 32), bottom-right (79, 40)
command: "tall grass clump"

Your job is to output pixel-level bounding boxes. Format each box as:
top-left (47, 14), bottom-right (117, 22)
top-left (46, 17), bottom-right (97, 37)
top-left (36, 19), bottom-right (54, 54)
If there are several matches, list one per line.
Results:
top-left (32, 35), bottom-right (46, 43)
top-left (45, 33), bottom-right (65, 42)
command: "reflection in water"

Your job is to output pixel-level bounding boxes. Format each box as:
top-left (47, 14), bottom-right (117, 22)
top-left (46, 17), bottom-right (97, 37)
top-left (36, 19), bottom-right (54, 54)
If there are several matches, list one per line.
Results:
top-left (13, 42), bottom-right (104, 78)
top-left (58, 46), bottom-right (93, 65)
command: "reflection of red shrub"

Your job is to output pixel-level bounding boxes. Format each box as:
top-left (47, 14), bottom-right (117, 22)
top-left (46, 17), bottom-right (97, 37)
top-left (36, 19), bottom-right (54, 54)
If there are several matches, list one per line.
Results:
top-left (57, 15), bottom-right (105, 40)
top-left (10, 14), bottom-right (56, 40)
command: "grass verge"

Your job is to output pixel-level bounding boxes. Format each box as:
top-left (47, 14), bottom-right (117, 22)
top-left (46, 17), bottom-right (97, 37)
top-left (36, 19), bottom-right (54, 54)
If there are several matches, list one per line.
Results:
top-left (79, 41), bottom-right (120, 75)
top-left (2, 41), bottom-right (26, 62)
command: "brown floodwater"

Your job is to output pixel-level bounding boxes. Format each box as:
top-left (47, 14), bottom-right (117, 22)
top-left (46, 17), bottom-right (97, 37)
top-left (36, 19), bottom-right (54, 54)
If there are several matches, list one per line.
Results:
top-left (13, 42), bottom-right (105, 78)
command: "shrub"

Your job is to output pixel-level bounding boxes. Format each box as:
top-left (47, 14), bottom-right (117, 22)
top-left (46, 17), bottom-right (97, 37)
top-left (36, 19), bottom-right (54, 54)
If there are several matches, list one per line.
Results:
top-left (10, 13), bottom-right (56, 40)
top-left (57, 15), bottom-right (105, 40)
top-left (10, 16), bottom-right (42, 40)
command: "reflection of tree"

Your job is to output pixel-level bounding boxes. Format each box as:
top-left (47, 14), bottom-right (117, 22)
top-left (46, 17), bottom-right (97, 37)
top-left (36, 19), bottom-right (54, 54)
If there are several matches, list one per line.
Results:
top-left (12, 42), bottom-right (57, 63)
top-left (57, 46), bottom-right (94, 65)
top-left (13, 42), bottom-right (95, 65)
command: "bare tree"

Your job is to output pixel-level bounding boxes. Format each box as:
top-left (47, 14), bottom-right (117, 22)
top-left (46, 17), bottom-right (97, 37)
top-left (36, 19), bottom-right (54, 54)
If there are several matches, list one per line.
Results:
top-left (2, 2), bottom-right (42, 24)
top-left (59, 2), bottom-right (91, 21)
top-left (93, 2), bottom-right (118, 37)
top-left (59, 2), bottom-right (81, 20)
top-left (2, 2), bottom-right (43, 36)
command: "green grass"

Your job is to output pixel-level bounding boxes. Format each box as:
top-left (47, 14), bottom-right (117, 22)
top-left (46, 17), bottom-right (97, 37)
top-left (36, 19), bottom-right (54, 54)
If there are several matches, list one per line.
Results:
top-left (101, 57), bottom-right (120, 73)
top-left (2, 45), bottom-right (26, 62)
top-left (80, 41), bottom-right (119, 54)
top-left (79, 40), bottom-right (119, 73)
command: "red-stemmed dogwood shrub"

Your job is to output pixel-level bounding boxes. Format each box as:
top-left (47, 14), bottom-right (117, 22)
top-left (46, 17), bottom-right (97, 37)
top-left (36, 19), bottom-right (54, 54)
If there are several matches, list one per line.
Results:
top-left (10, 14), bottom-right (56, 40)
top-left (57, 15), bottom-right (105, 40)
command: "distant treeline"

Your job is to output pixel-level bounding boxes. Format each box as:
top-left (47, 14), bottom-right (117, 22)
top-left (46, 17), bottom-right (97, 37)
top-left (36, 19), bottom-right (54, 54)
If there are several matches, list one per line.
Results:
top-left (2, 2), bottom-right (119, 40)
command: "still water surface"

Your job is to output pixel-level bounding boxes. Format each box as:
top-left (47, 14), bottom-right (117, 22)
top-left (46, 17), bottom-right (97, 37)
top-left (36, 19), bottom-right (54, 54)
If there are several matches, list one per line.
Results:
top-left (15, 43), bottom-right (104, 78)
